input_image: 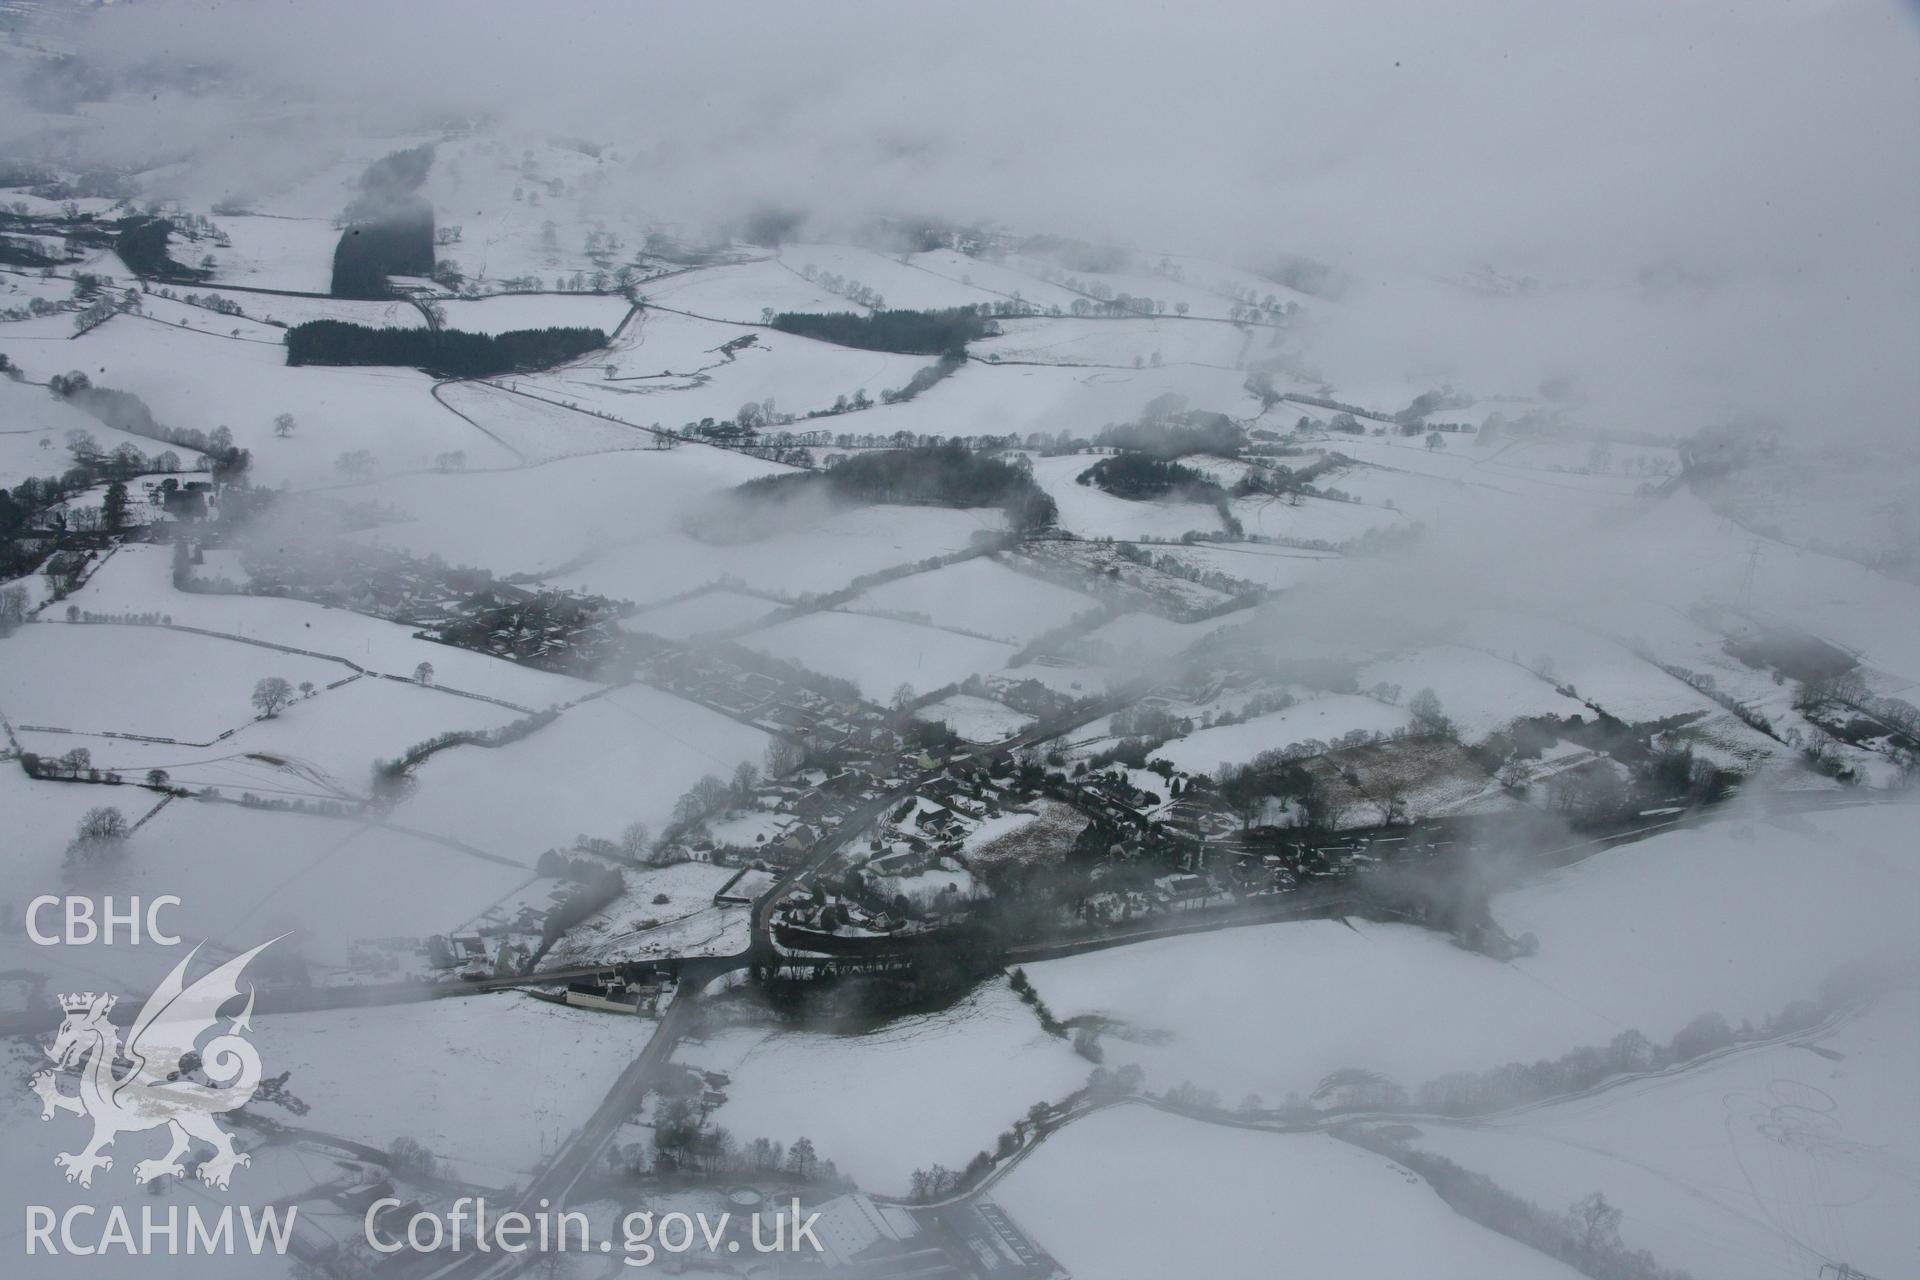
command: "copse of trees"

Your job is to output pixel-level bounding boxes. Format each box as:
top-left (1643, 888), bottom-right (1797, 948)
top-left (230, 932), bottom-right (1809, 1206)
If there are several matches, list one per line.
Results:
top-left (331, 205), bottom-right (434, 298)
top-left (114, 217), bottom-right (211, 284)
top-left (1214, 752), bottom-right (1321, 829)
top-left (768, 307), bottom-right (997, 355)
top-left (331, 145), bottom-right (437, 298)
top-left (1393, 385), bottom-right (1475, 426)
top-left (285, 321), bottom-right (607, 378)
top-left (732, 443), bottom-right (1056, 532)
top-left (1076, 453), bottom-right (1222, 501)
top-left (66, 806), bottom-right (129, 868)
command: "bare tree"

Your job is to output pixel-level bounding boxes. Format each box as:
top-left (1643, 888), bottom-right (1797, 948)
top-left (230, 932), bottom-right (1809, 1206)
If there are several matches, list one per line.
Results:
top-left (1565, 1192), bottom-right (1623, 1254)
top-left (0, 584), bottom-right (27, 634)
top-left (764, 737), bottom-right (805, 777)
top-left (731, 761), bottom-right (760, 798)
top-left (334, 450), bottom-right (377, 482)
top-left (251, 676), bottom-right (295, 718)
top-left (66, 807), bottom-right (129, 866)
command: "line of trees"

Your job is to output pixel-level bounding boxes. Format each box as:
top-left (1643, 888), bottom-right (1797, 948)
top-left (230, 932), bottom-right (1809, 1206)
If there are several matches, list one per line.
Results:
top-left (1339, 1129), bottom-right (1694, 1280)
top-left (632, 1066), bottom-right (850, 1185)
top-left (768, 307), bottom-right (996, 355)
top-left (1414, 953), bottom-right (1906, 1119)
top-left (46, 374), bottom-right (243, 477)
top-left (1092, 411), bottom-right (1246, 458)
top-left (284, 321), bottom-right (607, 377)
top-left (881, 349), bottom-right (965, 403)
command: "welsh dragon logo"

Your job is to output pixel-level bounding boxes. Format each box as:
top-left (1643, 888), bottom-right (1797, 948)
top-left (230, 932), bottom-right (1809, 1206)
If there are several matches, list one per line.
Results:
top-left (32, 939), bottom-right (278, 1190)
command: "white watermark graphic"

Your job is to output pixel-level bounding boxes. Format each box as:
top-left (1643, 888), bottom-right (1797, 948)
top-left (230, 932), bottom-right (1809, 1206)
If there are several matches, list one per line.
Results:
top-left (33, 937), bottom-right (279, 1190)
top-left (366, 1196), bottom-right (824, 1268)
top-left (24, 935), bottom-right (300, 1261)
top-left (27, 1204), bottom-right (297, 1258)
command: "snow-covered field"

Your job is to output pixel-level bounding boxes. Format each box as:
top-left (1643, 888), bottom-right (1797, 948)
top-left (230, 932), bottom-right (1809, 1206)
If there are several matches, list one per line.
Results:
top-left (17, 672), bottom-right (526, 801)
top-left (999, 254), bottom-right (1257, 323)
top-left (134, 800), bottom-right (535, 963)
top-left (0, 622), bottom-right (344, 741)
top-left (0, 376), bottom-right (207, 486)
top-left (1232, 490), bottom-right (1405, 544)
top-left (145, 284), bottom-right (425, 331)
top-left (397, 682), bottom-right (771, 859)
top-left (635, 257), bottom-right (849, 323)
top-left (552, 503), bottom-right (1003, 606)
top-left (13, 314), bottom-right (513, 489)
top-left (846, 555), bottom-right (1097, 644)
top-left (346, 444), bottom-right (782, 576)
top-left (1143, 541), bottom-right (1344, 591)
top-left (1020, 801), bottom-right (1918, 1105)
top-left (0, 764), bottom-right (532, 982)
top-left (973, 315), bottom-right (1254, 368)
top-left (261, 994), bottom-right (653, 1183)
top-left (997, 1105), bottom-right (1579, 1280)
top-left (621, 588), bottom-right (782, 639)
top-left (526, 308), bottom-right (930, 427)
top-left (202, 214), bottom-right (343, 293)
top-left (737, 611), bottom-right (1016, 703)
top-left (432, 292), bottom-right (631, 335)
top-left (1151, 693), bottom-right (1411, 774)
top-left (429, 379), bottom-right (671, 461)
top-left (1031, 453), bottom-right (1224, 541)
top-left (1357, 645), bottom-right (1592, 741)
top-left (1080, 610), bottom-right (1243, 667)
top-left (58, 545), bottom-right (590, 706)
top-left (778, 243), bottom-right (1004, 312)
top-left (1, 265), bottom-right (83, 309)
top-left (681, 979), bottom-right (1089, 1192)
top-left (1405, 990), bottom-right (1920, 1280)
top-left (1450, 610), bottom-right (1722, 724)
top-left (128, 294), bottom-right (288, 343)
top-left (915, 693), bottom-right (1033, 743)
top-left (903, 249), bottom-right (1088, 312)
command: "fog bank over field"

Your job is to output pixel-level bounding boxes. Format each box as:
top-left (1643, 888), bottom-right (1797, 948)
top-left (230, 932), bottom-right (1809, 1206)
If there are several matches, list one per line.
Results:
top-left (12, 0), bottom-right (1914, 436)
